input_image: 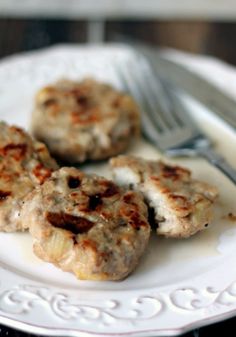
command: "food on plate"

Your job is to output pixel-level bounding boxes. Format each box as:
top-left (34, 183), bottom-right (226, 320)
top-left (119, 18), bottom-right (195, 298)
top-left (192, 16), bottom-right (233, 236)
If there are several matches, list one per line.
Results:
top-left (21, 167), bottom-right (150, 281)
top-left (110, 155), bottom-right (218, 238)
top-left (0, 121), bottom-right (58, 232)
top-left (31, 78), bottom-right (140, 163)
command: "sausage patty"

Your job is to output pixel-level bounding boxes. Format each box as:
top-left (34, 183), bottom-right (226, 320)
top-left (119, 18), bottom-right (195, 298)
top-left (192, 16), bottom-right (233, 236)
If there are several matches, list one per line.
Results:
top-left (31, 78), bottom-right (140, 163)
top-left (110, 155), bottom-right (218, 238)
top-left (0, 121), bottom-right (58, 232)
top-left (21, 167), bottom-right (150, 281)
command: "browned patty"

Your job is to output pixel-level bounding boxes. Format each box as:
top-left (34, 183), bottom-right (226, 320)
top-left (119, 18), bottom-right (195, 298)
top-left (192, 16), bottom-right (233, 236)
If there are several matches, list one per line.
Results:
top-left (21, 167), bottom-right (150, 281)
top-left (0, 121), bottom-right (58, 232)
top-left (31, 78), bottom-right (140, 163)
top-left (110, 155), bottom-right (218, 238)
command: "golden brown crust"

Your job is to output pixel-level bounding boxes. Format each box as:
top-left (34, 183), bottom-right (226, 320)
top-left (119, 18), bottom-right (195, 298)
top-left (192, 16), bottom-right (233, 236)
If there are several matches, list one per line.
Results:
top-left (0, 121), bottom-right (58, 232)
top-left (21, 167), bottom-right (150, 281)
top-left (110, 155), bottom-right (218, 238)
top-left (32, 78), bottom-right (140, 163)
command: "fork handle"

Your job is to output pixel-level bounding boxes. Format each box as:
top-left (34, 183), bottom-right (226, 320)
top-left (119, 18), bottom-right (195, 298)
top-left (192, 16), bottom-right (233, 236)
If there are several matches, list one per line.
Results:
top-left (198, 148), bottom-right (236, 184)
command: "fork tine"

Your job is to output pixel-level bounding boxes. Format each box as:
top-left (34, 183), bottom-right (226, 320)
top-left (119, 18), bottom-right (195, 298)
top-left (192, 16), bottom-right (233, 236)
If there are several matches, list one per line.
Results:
top-left (115, 56), bottom-right (206, 151)
top-left (164, 84), bottom-right (203, 134)
top-left (128, 62), bottom-right (172, 132)
top-left (137, 57), bottom-right (184, 129)
top-left (115, 62), bottom-right (193, 150)
top-left (116, 60), bottom-right (170, 133)
top-left (115, 62), bottom-right (165, 146)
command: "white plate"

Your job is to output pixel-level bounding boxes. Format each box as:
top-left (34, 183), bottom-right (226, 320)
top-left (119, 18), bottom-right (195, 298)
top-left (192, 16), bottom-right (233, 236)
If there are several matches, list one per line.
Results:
top-left (1, 44), bottom-right (236, 337)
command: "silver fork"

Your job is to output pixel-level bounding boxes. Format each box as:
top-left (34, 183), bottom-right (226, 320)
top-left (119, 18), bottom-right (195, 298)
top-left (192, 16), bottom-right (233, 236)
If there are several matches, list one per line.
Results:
top-left (117, 54), bottom-right (236, 184)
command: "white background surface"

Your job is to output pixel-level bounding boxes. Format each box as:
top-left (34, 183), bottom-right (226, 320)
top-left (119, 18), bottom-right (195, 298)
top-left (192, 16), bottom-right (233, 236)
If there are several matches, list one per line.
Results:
top-left (1, 0), bottom-right (236, 20)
